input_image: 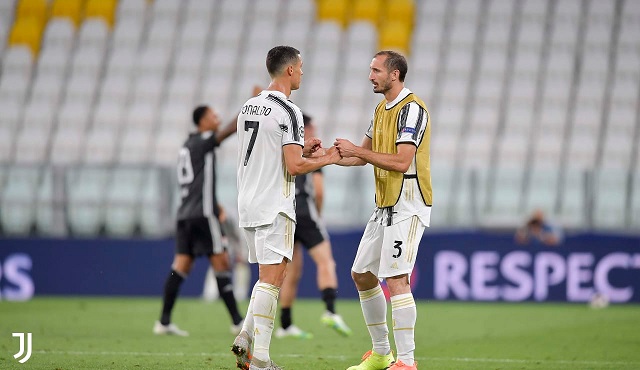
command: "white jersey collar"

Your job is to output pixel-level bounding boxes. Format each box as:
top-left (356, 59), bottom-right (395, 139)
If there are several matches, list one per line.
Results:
top-left (385, 87), bottom-right (412, 109)
top-left (263, 90), bottom-right (289, 100)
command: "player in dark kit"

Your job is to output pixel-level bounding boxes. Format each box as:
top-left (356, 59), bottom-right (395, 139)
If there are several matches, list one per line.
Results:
top-left (154, 105), bottom-right (243, 336)
top-left (275, 114), bottom-right (352, 339)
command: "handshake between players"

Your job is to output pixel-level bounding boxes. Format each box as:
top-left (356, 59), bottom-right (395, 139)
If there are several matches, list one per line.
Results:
top-left (303, 135), bottom-right (361, 164)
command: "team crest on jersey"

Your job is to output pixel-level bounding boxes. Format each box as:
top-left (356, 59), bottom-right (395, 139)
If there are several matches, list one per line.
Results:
top-left (279, 124), bottom-right (288, 133)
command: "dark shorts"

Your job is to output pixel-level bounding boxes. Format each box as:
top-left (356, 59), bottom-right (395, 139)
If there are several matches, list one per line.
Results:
top-left (176, 217), bottom-right (225, 257)
top-left (294, 213), bottom-right (327, 250)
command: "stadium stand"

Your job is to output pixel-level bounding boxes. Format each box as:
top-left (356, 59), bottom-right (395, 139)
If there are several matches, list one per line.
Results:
top-left (317, 0), bottom-right (350, 27)
top-left (2, 45), bottom-right (32, 78)
top-left (1, 166), bottom-right (40, 235)
top-left (50, 0), bottom-right (83, 27)
top-left (42, 18), bottom-right (75, 54)
top-left (34, 166), bottom-right (57, 235)
top-left (9, 18), bottom-right (43, 56)
top-left (104, 166), bottom-right (145, 236)
top-left (0, 0), bottom-right (638, 237)
top-left (352, 0), bottom-right (382, 25)
top-left (84, 0), bottom-right (117, 27)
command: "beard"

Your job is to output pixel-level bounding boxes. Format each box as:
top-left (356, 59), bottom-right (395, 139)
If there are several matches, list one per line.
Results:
top-left (372, 78), bottom-right (392, 94)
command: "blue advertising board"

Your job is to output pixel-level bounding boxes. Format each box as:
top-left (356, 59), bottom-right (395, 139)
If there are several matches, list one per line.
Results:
top-left (0, 231), bottom-right (639, 302)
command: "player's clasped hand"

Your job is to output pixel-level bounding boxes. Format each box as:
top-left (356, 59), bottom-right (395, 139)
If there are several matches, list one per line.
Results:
top-left (303, 137), bottom-right (322, 157)
top-left (334, 138), bottom-right (358, 158)
top-left (326, 145), bottom-right (342, 163)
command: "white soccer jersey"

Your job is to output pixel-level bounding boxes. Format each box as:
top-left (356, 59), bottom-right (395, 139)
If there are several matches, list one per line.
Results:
top-left (237, 90), bottom-right (305, 227)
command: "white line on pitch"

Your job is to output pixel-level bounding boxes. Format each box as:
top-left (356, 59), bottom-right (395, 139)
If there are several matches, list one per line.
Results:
top-left (32, 350), bottom-right (640, 366)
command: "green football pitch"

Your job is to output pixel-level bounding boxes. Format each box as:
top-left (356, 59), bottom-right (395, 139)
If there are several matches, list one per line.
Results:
top-left (1, 297), bottom-right (639, 369)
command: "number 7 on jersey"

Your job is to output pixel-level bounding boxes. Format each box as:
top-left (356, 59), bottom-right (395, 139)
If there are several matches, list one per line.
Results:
top-left (243, 120), bottom-right (259, 166)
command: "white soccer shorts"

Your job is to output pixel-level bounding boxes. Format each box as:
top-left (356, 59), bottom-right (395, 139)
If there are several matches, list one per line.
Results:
top-left (242, 213), bottom-right (295, 265)
top-left (352, 215), bottom-right (426, 279)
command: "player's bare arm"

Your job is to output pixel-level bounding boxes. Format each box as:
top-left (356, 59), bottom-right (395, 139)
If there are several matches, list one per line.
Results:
top-left (217, 203), bottom-right (227, 223)
top-left (217, 87), bottom-right (266, 144)
top-left (215, 117), bottom-right (238, 144)
top-left (283, 144), bottom-right (341, 176)
top-left (335, 138), bottom-right (415, 173)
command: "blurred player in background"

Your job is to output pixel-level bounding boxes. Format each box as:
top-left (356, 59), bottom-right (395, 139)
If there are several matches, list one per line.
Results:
top-left (335, 50), bottom-right (432, 370)
top-left (154, 106), bottom-right (243, 337)
top-left (275, 113), bottom-right (352, 339)
top-left (202, 212), bottom-right (252, 302)
top-left (231, 46), bottom-right (341, 370)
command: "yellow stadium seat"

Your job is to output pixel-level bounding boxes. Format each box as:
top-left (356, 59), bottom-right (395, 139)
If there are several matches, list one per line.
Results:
top-left (51, 0), bottom-right (84, 26)
top-left (379, 21), bottom-right (411, 54)
top-left (16, 0), bottom-right (48, 26)
top-left (352, 0), bottom-right (383, 25)
top-left (85, 0), bottom-right (117, 27)
top-left (9, 17), bottom-right (44, 55)
top-left (385, 0), bottom-right (415, 26)
top-left (317, 0), bottom-right (349, 27)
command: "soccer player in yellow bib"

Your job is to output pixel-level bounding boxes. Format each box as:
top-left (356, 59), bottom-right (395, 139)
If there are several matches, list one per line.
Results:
top-left (334, 50), bottom-right (432, 370)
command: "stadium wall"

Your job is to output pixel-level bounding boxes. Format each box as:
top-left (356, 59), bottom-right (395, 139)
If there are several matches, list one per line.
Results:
top-left (0, 232), bottom-right (639, 303)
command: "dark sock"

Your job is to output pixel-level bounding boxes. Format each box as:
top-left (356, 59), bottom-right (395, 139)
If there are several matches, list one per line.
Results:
top-left (281, 307), bottom-right (292, 329)
top-left (322, 288), bottom-right (337, 314)
top-left (216, 273), bottom-right (243, 325)
top-left (160, 270), bottom-right (184, 325)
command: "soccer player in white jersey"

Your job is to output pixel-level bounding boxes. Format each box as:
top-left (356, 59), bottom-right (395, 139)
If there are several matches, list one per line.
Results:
top-left (231, 46), bottom-right (341, 370)
top-left (335, 50), bottom-right (433, 370)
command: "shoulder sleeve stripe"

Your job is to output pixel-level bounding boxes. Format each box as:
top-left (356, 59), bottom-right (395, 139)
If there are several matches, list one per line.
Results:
top-left (266, 94), bottom-right (300, 141)
top-left (413, 106), bottom-right (425, 141)
top-left (397, 104), bottom-right (410, 133)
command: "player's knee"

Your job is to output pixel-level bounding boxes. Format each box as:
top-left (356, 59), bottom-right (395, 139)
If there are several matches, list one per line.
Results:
top-left (211, 255), bottom-right (230, 271)
top-left (352, 271), bottom-right (378, 290)
top-left (311, 245), bottom-right (335, 268)
top-left (211, 250), bottom-right (232, 268)
top-left (274, 265), bottom-right (289, 286)
top-left (326, 256), bottom-right (336, 270)
top-left (319, 258), bottom-right (336, 274)
top-left (351, 270), bottom-right (365, 285)
top-left (386, 274), bottom-right (411, 295)
top-left (173, 267), bottom-right (190, 277)
top-left (172, 259), bottom-right (193, 275)
top-left (276, 268), bottom-right (288, 286)
top-left (289, 266), bottom-right (302, 282)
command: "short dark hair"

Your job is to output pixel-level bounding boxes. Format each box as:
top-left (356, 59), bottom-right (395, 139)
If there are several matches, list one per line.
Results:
top-left (192, 105), bottom-right (209, 126)
top-left (266, 46), bottom-right (301, 77)
top-left (375, 50), bottom-right (408, 82)
top-left (302, 113), bottom-right (312, 127)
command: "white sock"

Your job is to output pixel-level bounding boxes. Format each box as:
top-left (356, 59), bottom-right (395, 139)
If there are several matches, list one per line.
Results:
top-left (358, 285), bottom-right (390, 356)
top-left (391, 293), bottom-right (416, 365)
top-left (252, 282), bottom-right (280, 363)
top-left (241, 281), bottom-right (259, 336)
